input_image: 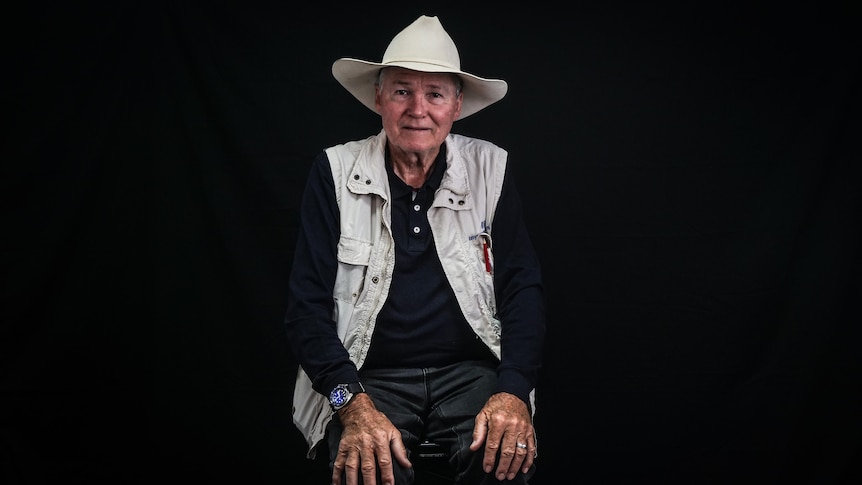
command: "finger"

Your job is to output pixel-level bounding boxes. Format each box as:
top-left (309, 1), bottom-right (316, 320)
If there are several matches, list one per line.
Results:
top-left (469, 413), bottom-right (488, 452)
top-left (331, 449), bottom-right (347, 485)
top-left (522, 436), bottom-right (536, 474)
top-left (495, 440), bottom-right (517, 481)
top-left (494, 438), bottom-right (521, 481)
top-left (391, 436), bottom-right (412, 468)
top-left (483, 436), bottom-right (501, 474)
top-left (375, 442), bottom-right (396, 485)
top-left (504, 439), bottom-right (529, 480)
top-left (333, 445), bottom-right (361, 485)
top-left (360, 458), bottom-right (378, 485)
top-left (522, 450), bottom-right (535, 475)
top-left (345, 449), bottom-right (363, 485)
top-left (481, 425), bottom-right (505, 473)
top-left (331, 464), bottom-right (342, 485)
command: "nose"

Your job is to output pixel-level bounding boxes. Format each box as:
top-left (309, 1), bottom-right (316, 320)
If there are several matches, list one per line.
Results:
top-left (406, 94), bottom-right (427, 116)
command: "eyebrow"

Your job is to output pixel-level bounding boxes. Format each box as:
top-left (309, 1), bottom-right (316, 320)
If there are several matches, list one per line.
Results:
top-left (392, 79), bottom-right (453, 91)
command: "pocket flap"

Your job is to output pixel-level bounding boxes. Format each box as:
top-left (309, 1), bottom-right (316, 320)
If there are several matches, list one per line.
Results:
top-left (337, 236), bottom-right (372, 265)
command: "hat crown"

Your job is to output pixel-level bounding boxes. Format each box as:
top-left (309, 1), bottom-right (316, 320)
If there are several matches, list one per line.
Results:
top-left (381, 16), bottom-right (461, 71)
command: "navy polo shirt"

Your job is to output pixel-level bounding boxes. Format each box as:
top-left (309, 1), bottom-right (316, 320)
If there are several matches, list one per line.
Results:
top-left (284, 140), bottom-right (545, 404)
top-left (362, 146), bottom-right (493, 369)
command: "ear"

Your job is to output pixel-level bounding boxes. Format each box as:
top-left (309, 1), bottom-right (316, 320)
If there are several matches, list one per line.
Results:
top-left (453, 92), bottom-right (464, 120)
top-left (373, 84), bottom-right (382, 112)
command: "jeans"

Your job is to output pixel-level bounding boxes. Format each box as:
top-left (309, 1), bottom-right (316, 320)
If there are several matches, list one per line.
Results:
top-left (326, 360), bottom-right (534, 484)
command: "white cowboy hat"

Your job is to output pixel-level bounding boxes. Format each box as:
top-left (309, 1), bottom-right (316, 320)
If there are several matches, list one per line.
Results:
top-left (331, 15), bottom-right (508, 119)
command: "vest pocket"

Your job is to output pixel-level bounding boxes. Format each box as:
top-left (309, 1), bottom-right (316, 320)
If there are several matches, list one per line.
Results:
top-left (334, 236), bottom-right (372, 306)
top-left (337, 235), bottom-right (372, 265)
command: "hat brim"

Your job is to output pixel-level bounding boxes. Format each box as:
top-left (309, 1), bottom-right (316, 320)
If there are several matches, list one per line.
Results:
top-left (332, 58), bottom-right (508, 119)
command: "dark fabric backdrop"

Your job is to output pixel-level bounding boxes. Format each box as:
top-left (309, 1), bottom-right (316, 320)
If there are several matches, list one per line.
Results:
top-left (3, 3), bottom-right (860, 484)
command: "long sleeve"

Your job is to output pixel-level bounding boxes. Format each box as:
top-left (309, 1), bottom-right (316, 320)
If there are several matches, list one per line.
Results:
top-left (490, 163), bottom-right (547, 405)
top-left (284, 152), bottom-right (360, 395)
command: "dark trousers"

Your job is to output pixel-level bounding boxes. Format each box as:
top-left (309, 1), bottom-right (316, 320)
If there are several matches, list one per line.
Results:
top-left (326, 360), bottom-right (534, 484)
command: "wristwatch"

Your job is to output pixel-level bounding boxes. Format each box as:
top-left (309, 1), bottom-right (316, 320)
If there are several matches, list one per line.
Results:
top-left (329, 382), bottom-right (365, 411)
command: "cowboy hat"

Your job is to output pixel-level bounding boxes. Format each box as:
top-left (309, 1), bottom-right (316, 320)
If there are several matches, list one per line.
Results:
top-left (331, 15), bottom-right (508, 119)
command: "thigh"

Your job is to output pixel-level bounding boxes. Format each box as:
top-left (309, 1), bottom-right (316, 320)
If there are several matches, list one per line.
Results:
top-left (327, 367), bottom-right (429, 446)
top-left (425, 360), bottom-right (535, 484)
top-left (359, 366), bottom-right (428, 447)
top-left (326, 367), bottom-right (429, 484)
top-left (423, 361), bottom-right (497, 459)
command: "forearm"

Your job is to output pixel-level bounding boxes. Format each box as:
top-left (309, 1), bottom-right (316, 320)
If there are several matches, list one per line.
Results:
top-left (284, 152), bottom-right (359, 394)
top-left (491, 167), bottom-right (547, 404)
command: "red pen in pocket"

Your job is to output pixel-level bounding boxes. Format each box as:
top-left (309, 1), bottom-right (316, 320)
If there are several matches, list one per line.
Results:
top-left (479, 232), bottom-right (493, 274)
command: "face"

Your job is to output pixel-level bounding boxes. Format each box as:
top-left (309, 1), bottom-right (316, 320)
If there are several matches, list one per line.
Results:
top-left (375, 67), bottom-right (463, 160)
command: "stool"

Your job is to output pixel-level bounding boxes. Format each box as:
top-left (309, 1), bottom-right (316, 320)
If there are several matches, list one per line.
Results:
top-left (414, 440), bottom-right (454, 484)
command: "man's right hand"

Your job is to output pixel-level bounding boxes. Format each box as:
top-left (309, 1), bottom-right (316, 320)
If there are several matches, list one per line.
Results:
top-left (331, 393), bottom-right (412, 485)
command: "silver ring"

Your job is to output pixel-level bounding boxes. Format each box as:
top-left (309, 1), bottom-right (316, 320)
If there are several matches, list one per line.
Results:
top-left (516, 442), bottom-right (527, 449)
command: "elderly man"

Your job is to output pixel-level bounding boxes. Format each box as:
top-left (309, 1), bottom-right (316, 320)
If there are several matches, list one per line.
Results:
top-left (284, 15), bottom-right (546, 484)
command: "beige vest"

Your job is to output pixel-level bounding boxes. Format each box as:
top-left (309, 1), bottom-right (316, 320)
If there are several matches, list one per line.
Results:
top-left (292, 130), bottom-right (510, 457)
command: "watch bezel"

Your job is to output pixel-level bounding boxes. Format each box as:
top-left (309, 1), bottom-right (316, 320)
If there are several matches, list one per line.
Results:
top-left (329, 382), bottom-right (365, 411)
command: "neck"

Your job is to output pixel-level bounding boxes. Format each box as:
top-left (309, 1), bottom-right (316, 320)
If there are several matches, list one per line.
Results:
top-left (389, 147), bottom-right (438, 188)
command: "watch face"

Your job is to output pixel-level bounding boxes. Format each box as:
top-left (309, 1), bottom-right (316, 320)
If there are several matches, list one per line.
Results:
top-left (330, 386), bottom-right (349, 408)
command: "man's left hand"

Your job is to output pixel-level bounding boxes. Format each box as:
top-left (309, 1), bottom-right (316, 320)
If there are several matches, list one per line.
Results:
top-left (469, 392), bottom-right (536, 481)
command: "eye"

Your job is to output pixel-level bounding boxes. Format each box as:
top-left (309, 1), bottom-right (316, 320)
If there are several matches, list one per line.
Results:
top-left (427, 92), bottom-right (446, 105)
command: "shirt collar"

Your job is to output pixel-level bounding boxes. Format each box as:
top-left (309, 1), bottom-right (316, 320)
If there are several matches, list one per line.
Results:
top-left (385, 144), bottom-right (447, 198)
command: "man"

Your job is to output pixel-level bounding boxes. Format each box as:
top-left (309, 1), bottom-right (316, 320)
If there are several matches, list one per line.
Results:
top-left (284, 15), bottom-right (546, 484)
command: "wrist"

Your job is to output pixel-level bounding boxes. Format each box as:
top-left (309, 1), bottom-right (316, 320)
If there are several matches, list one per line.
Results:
top-left (328, 382), bottom-right (366, 411)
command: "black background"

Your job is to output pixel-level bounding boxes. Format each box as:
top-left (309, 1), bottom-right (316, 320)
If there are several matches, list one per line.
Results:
top-left (3, 3), bottom-right (860, 484)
